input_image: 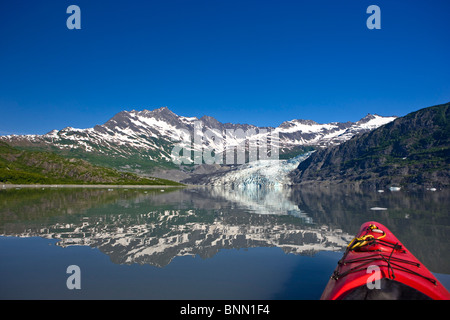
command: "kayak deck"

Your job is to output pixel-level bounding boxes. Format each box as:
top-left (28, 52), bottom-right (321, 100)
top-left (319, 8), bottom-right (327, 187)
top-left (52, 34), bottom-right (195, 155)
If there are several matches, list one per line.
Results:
top-left (321, 221), bottom-right (450, 300)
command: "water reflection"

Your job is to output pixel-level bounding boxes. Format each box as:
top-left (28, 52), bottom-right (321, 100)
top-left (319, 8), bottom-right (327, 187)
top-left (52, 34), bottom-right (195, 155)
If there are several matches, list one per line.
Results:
top-left (208, 186), bottom-right (312, 219)
top-left (0, 187), bottom-right (352, 268)
top-left (288, 185), bottom-right (450, 272)
top-left (0, 185), bottom-right (448, 273)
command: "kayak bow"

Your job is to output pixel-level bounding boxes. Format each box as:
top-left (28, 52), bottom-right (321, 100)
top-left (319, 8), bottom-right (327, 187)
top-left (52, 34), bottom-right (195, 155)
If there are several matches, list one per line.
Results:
top-left (321, 221), bottom-right (450, 300)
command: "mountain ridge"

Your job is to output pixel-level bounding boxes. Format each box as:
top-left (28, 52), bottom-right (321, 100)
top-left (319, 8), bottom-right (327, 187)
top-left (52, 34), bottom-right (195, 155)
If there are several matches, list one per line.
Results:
top-left (0, 107), bottom-right (396, 177)
top-left (290, 102), bottom-right (450, 190)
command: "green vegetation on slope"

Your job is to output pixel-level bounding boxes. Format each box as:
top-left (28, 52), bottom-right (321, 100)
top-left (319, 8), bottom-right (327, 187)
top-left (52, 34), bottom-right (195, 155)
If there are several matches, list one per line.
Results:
top-left (0, 141), bottom-right (183, 186)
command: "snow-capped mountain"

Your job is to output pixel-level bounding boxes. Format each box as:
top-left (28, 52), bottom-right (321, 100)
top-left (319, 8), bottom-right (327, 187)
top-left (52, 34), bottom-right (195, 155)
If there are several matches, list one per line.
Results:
top-left (0, 107), bottom-right (396, 174)
top-left (183, 153), bottom-right (314, 187)
top-left (276, 113), bottom-right (397, 149)
top-left (1, 198), bottom-right (353, 267)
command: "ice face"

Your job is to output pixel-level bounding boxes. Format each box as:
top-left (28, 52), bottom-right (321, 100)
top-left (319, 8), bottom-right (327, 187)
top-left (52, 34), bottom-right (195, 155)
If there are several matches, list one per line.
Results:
top-left (210, 152), bottom-right (313, 189)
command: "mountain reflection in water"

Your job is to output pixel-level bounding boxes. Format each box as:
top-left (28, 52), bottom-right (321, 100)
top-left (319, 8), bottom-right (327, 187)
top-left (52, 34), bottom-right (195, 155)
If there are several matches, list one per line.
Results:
top-left (0, 185), bottom-right (449, 273)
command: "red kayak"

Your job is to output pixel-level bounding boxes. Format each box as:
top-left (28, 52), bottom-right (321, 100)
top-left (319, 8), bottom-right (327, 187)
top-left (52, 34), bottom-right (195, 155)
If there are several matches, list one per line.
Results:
top-left (321, 221), bottom-right (450, 300)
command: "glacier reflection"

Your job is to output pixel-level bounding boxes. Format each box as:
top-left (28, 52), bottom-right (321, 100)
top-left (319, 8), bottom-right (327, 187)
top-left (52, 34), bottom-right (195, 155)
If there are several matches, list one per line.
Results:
top-left (208, 185), bottom-right (312, 220)
top-left (0, 187), bottom-right (352, 268)
top-left (3, 186), bottom-right (448, 272)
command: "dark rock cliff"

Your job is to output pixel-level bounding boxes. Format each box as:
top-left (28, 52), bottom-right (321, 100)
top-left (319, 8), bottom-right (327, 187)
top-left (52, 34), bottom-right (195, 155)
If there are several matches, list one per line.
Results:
top-left (290, 102), bottom-right (450, 190)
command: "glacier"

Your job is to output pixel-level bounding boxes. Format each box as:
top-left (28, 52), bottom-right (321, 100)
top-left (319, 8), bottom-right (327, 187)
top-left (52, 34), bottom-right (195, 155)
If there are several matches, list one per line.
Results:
top-left (208, 152), bottom-right (313, 189)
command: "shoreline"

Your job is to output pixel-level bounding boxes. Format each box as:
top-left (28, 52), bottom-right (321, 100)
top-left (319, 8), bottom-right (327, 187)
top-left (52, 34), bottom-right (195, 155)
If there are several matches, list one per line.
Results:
top-left (1, 184), bottom-right (188, 189)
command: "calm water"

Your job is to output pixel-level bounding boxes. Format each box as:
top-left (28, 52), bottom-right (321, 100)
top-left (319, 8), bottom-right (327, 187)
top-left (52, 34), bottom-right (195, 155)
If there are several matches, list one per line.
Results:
top-left (0, 185), bottom-right (449, 300)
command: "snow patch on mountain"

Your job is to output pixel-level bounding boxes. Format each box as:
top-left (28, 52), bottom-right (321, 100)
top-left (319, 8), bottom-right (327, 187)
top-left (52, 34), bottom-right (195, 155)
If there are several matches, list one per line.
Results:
top-left (0, 107), bottom-right (396, 173)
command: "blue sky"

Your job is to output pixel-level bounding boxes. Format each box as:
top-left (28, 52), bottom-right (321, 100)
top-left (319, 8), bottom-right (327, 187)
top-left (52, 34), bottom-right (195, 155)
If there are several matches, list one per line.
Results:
top-left (1, 0), bottom-right (449, 135)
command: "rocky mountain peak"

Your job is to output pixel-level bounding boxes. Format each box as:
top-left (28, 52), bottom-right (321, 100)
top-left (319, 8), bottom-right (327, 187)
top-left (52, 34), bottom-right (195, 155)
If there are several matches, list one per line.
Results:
top-left (357, 113), bottom-right (379, 123)
top-left (0, 105), bottom-right (398, 173)
top-left (199, 115), bottom-right (222, 128)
